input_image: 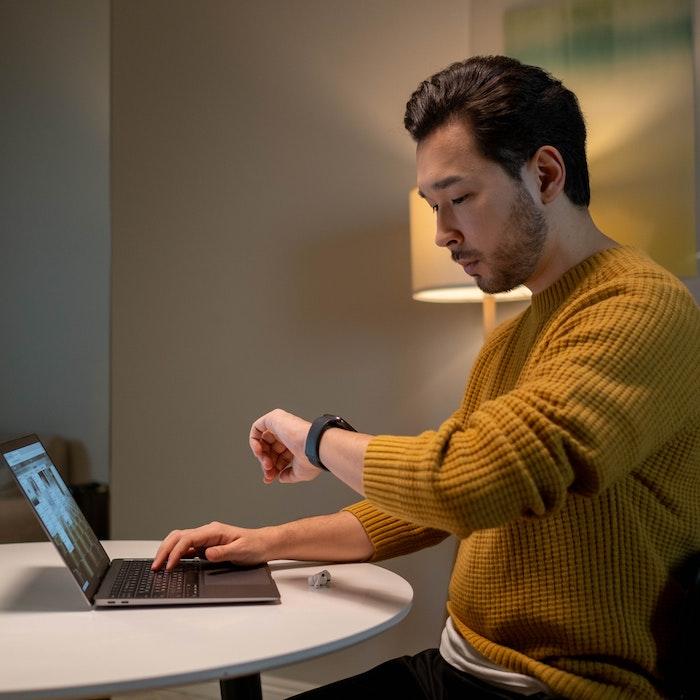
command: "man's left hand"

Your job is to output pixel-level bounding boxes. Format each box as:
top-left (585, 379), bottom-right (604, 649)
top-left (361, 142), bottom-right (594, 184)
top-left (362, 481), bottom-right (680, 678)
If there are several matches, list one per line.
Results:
top-left (249, 409), bottom-right (320, 484)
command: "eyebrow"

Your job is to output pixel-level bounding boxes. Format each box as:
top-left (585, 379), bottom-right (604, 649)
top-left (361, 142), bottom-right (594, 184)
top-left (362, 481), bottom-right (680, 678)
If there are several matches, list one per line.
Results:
top-left (417, 175), bottom-right (464, 199)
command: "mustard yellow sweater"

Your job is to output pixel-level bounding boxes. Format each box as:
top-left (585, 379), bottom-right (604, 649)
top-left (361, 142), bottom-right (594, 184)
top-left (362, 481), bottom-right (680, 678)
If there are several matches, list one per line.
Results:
top-left (345, 247), bottom-right (700, 699)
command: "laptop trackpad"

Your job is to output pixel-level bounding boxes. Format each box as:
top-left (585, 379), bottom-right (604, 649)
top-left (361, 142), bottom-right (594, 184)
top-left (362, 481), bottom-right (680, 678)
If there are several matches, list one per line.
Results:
top-left (202, 563), bottom-right (272, 587)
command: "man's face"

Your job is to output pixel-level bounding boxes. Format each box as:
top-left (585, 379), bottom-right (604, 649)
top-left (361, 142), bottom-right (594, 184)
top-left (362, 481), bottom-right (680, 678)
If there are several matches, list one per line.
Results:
top-left (416, 119), bottom-right (547, 294)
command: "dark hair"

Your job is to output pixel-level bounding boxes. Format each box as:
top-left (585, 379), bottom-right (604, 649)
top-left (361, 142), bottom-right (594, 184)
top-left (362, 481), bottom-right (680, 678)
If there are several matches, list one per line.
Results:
top-left (404, 56), bottom-right (590, 207)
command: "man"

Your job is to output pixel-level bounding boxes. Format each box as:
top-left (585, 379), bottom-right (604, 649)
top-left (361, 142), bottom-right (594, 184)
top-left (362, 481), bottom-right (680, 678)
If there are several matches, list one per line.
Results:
top-left (153, 56), bottom-right (700, 698)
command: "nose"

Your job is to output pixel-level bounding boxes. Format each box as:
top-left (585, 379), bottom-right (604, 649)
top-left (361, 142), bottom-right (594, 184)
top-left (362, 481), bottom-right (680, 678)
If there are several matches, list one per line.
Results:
top-left (434, 207), bottom-right (463, 249)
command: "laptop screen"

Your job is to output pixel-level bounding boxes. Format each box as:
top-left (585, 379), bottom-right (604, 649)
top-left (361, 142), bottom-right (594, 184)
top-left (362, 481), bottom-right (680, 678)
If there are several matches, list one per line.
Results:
top-left (2, 436), bottom-right (111, 602)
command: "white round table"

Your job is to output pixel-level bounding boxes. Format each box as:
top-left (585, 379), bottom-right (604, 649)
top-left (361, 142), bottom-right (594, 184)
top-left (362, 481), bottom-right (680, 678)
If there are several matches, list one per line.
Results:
top-left (0, 541), bottom-right (413, 699)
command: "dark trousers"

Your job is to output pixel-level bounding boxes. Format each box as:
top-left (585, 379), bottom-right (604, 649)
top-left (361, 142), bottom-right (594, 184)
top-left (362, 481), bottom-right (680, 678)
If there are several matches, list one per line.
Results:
top-left (290, 648), bottom-right (551, 699)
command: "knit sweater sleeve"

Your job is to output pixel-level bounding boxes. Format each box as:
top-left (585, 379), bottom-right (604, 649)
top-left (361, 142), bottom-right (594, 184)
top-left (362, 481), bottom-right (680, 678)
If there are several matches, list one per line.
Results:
top-left (342, 499), bottom-right (450, 562)
top-left (362, 273), bottom-right (700, 538)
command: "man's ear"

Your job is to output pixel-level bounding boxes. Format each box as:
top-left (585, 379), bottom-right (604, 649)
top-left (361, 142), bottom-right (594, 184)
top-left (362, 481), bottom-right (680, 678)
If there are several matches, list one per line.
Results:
top-left (526, 145), bottom-right (566, 204)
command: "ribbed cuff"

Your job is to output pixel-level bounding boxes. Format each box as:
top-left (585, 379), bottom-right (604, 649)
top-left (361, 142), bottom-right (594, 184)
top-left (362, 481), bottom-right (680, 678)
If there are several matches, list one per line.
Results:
top-left (343, 499), bottom-right (449, 562)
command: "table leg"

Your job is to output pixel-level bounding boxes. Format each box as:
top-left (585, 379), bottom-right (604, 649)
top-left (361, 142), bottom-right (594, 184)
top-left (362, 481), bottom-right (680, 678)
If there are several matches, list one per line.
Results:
top-left (219, 673), bottom-right (262, 700)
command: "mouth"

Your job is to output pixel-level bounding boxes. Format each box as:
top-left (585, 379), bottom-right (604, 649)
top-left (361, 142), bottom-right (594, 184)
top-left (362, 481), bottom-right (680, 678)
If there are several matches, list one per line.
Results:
top-left (450, 249), bottom-right (481, 276)
top-left (457, 258), bottom-right (479, 275)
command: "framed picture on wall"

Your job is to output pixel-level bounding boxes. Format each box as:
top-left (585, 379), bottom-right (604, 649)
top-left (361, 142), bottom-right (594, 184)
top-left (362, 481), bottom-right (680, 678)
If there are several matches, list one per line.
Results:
top-left (505, 0), bottom-right (696, 277)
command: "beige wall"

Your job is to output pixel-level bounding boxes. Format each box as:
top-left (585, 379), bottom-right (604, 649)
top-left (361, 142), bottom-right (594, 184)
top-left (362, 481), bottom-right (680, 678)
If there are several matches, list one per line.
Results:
top-left (110, 0), bottom-right (479, 685)
top-left (0, 0), bottom-right (110, 482)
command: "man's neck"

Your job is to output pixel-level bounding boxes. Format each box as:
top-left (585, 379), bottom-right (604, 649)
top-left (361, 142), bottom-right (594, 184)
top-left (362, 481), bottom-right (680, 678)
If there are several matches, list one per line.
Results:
top-left (526, 206), bottom-right (618, 295)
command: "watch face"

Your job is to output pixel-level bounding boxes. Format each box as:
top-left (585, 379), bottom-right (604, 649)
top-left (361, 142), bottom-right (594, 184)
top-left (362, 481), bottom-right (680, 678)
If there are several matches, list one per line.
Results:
top-left (330, 418), bottom-right (355, 432)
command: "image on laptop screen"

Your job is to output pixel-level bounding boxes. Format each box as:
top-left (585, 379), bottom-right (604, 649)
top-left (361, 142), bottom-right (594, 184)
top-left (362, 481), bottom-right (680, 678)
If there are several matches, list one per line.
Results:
top-left (3, 440), bottom-right (110, 597)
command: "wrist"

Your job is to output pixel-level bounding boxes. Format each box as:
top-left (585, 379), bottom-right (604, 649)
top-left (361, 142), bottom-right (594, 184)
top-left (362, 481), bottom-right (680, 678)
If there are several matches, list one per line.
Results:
top-left (278, 410), bottom-right (311, 457)
top-left (259, 525), bottom-right (283, 561)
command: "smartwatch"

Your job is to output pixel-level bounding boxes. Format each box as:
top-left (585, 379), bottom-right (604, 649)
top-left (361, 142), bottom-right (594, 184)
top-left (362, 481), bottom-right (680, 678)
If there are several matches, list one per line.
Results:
top-left (305, 414), bottom-right (357, 471)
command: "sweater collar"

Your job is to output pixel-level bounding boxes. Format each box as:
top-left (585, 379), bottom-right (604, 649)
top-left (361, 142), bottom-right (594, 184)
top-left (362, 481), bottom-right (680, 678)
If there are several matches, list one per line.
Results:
top-left (529, 246), bottom-right (632, 317)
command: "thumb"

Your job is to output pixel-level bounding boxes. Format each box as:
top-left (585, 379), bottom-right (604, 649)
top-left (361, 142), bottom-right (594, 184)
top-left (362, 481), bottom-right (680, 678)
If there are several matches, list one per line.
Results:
top-left (204, 544), bottom-right (233, 562)
top-left (277, 465), bottom-right (300, 484)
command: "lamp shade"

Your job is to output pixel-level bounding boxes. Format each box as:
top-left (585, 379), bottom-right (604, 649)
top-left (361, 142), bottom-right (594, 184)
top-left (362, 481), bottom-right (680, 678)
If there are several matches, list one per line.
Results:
top-left (409, 188), bottom-right (531, 303)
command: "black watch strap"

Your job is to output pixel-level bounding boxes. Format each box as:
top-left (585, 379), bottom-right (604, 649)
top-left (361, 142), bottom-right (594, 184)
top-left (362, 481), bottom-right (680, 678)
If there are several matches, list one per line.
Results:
top-left (305, 414), bottom-right (357, 471)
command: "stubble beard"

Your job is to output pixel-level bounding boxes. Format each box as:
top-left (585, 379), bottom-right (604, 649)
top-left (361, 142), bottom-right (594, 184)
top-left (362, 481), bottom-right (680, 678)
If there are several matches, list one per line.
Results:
top-left (476, 183), bottom-right (548, 295)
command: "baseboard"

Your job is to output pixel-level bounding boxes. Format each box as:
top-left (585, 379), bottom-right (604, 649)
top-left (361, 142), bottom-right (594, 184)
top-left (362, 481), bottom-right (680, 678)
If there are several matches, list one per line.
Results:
top-left (114, 674), bottom-right (317, 700)
top-left (261, 673), bottom-right (317, 699)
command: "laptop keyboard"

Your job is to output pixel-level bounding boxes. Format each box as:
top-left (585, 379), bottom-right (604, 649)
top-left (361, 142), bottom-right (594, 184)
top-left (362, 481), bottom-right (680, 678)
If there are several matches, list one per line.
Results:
top-left (109, 560), bottom-right (200, 599)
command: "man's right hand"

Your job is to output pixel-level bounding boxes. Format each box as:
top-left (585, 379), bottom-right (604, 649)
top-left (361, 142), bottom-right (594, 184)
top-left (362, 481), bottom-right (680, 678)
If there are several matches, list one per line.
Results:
top-left (152, 512), bottom-right (374, 571)
top-left (151, 521), bottom-right (274, 571)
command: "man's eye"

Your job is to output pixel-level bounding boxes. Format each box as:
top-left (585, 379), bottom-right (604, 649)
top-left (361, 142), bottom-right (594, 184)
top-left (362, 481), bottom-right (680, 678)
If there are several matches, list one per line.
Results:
top-left (431, 203), bottom-right (439, 213)
top-left (452, 194), bottom-right (470, 205)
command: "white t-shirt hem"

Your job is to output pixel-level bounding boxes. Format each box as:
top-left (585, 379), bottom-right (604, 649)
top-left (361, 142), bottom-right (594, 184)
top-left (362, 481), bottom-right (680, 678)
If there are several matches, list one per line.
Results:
top-left (439, 616), bottom-right (552, 697)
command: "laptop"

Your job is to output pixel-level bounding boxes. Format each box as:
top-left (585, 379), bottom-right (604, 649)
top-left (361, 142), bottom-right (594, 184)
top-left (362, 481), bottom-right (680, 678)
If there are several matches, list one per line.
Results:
top-left (1, 434), bottom-right (281, 607)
